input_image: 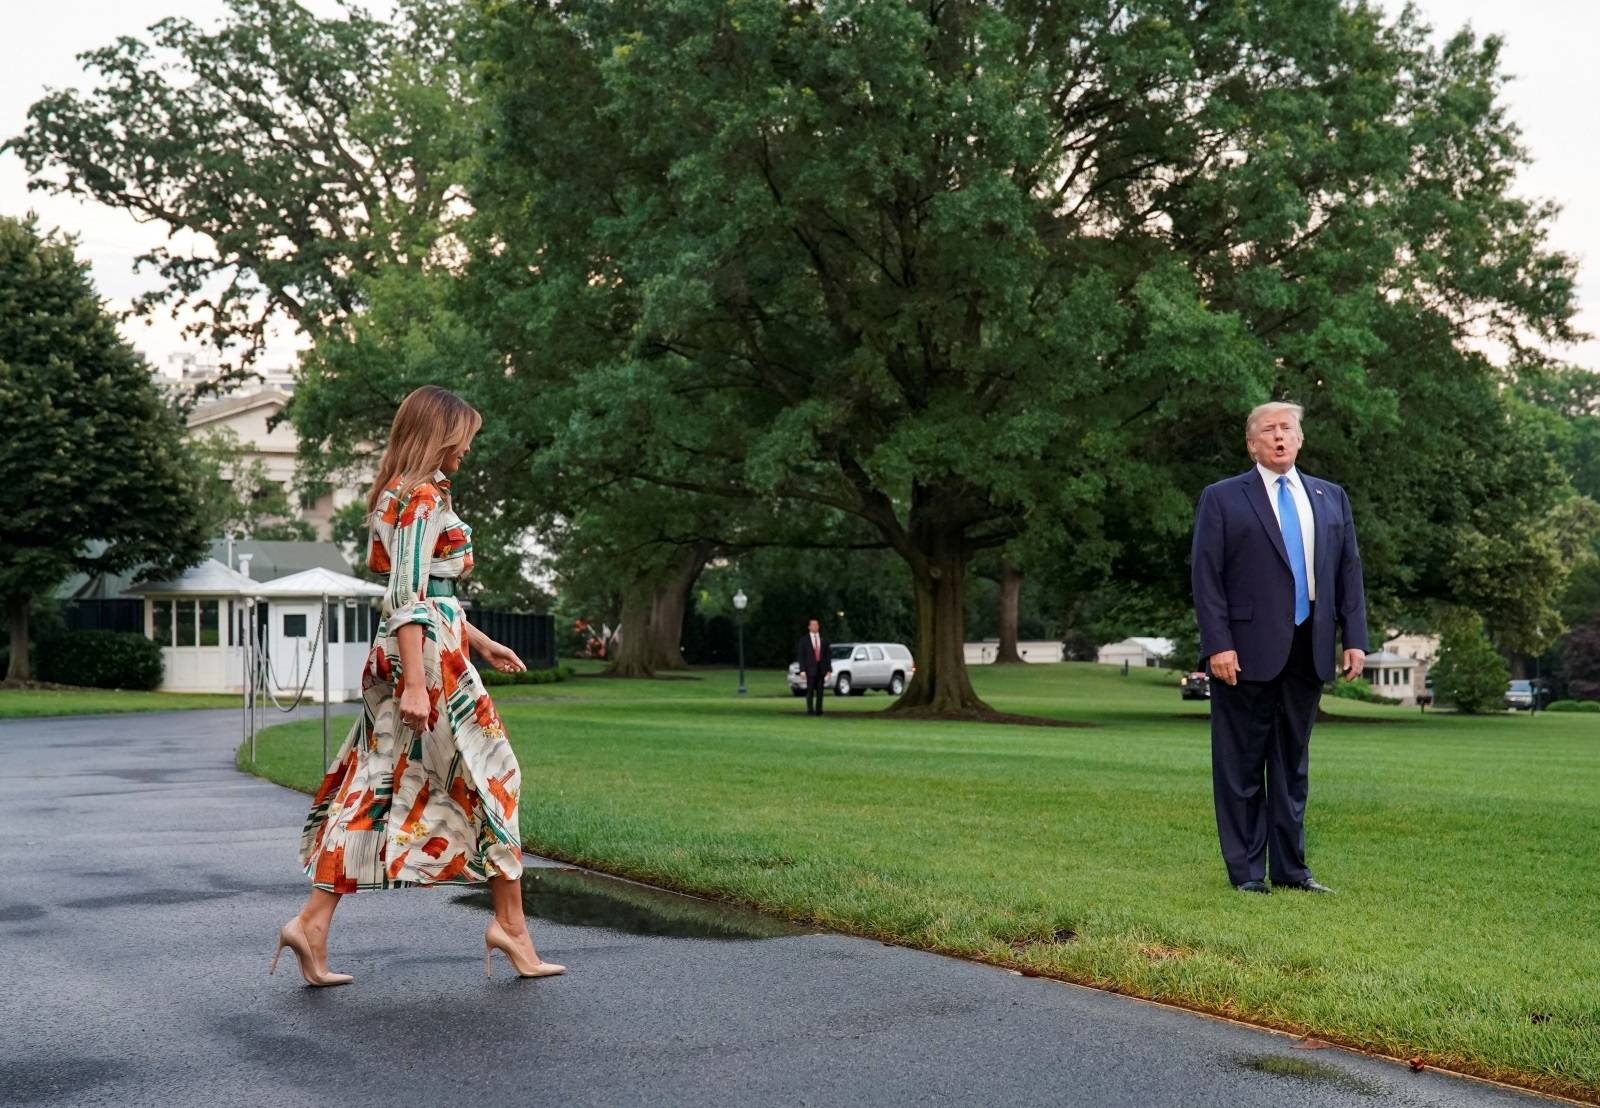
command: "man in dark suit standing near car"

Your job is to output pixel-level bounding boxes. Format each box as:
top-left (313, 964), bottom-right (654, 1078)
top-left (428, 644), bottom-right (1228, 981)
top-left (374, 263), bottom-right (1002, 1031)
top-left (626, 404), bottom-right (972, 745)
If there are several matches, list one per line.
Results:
top-left (1191, 402), bottom-right (1368, 895)
top-left (794, 618), bottom-right (832, 716)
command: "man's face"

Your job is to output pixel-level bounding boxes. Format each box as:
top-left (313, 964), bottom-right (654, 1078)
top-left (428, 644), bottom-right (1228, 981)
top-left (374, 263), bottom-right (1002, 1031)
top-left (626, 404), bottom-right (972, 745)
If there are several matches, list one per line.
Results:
top-left (807, 620), bottom-right (820, 634)
top-left (1247, 411), bottom-right (1303, 474)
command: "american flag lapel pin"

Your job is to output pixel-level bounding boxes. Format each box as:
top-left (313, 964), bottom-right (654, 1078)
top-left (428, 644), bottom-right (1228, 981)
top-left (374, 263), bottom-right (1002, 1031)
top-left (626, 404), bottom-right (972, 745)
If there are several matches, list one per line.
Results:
top-left (1314, 488), bottom-right (1323, 496)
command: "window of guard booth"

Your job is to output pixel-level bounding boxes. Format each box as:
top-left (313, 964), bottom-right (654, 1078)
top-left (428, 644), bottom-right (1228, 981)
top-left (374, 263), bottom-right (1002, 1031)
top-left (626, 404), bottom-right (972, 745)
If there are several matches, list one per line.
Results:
top-left (152, 600), bottom-right (173, 646)
top-left (200, 600), bottom-right (220, 646)
top-left (283, 613), bottom-right (307, 637)
top-left (176, 600), bottom-right (197, 646)
top-left (327, 603), bottom-right (340, 643)
top-left (344, 602), bottom-right (357, 642)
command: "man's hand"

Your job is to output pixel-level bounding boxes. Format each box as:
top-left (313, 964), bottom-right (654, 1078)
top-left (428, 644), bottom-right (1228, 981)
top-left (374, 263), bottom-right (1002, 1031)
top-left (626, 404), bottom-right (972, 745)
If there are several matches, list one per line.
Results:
top-left (1209, 650), bottom-right (1241, 686)
top-left (1342, 648), bottom-right (1366, 680)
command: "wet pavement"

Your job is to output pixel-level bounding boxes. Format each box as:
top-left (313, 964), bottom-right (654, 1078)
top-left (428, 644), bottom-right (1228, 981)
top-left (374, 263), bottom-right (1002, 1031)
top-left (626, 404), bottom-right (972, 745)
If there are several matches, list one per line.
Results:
top-left (0, 709), bottom-right (1565, 1107)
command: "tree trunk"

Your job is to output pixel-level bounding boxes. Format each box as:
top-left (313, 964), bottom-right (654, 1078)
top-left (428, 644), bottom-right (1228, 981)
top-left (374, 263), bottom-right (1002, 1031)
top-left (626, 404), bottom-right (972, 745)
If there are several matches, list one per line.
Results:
top-left (889, 540), bottom-right (989, 716)
top-left (645, 541), bottom-right (711, 671)
top-left (6, 593), bottom-right (31, 683)
top-left (606, 586), bottom-right (657, 678)
top-left (994, 558), bottom-right (1024, 664)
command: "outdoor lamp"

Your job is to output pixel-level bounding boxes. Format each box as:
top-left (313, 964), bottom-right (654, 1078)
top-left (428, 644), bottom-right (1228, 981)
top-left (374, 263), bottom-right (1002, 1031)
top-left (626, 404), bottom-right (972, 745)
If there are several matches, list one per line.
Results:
top-left (732, 589), bottom-right (748, 695)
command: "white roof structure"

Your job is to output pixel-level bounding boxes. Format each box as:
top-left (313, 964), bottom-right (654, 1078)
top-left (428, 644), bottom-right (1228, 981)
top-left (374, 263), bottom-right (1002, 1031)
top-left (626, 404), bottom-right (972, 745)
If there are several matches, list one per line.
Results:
top-left (1126, 637), bottom-right (1175, 657)
top-left (128, 558), bottom-right (258, 596)
top-left (1362, 650), bottom-right (1413, 664)
top-left (250, 566), bottom-right (385, 599)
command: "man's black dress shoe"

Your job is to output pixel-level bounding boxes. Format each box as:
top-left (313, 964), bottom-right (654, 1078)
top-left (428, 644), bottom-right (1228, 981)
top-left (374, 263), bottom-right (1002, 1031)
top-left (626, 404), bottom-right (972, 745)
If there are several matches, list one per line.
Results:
top-left (1274, 878), bottom-right (1334, 894)
top-left (1235, 880), bottom-right (1270, 894)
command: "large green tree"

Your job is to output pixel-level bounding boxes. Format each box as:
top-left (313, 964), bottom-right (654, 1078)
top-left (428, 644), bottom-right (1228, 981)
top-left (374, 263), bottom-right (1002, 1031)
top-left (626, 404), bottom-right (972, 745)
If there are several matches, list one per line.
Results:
top-left (0, 216), bottom-right (207, 681)
top-left (7, 0), bottom-right (475, 379)
top-left (469, 0), bottom-right (1577, 713)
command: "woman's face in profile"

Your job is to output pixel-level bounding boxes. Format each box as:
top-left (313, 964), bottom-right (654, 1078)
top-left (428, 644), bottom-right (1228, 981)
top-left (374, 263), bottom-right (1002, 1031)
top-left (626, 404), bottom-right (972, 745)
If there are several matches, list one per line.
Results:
top-left (441, 433), bottom-right (475, 474)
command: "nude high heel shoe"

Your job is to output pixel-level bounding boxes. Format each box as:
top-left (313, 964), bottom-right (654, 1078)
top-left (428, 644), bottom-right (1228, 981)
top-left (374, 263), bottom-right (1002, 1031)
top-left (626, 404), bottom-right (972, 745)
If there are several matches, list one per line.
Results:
top-left (484, 919), bottom-right (565, 979)
top-left (270, 917), bottom-right (354, 987)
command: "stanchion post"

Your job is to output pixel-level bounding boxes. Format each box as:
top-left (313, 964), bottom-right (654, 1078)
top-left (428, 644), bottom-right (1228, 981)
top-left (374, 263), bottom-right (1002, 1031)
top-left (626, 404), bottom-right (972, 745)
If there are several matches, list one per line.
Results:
top-left (321, 592), bottom-right (330, 770)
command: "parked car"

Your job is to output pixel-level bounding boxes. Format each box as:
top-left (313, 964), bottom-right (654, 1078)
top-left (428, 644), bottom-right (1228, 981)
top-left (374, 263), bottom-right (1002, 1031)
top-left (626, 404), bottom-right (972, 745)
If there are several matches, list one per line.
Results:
top-left (787, 642), bottom-right (915, 697)
top-left (1179, 670), bottom-right (1211, 700)
top-left (1504, 679), bottom-right (1549, 711)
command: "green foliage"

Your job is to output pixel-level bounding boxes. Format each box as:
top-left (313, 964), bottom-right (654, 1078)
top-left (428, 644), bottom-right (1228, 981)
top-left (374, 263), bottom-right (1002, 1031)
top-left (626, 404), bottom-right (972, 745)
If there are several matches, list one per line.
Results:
top-left (1328, 676), bottom-right (1384, 703)
top-left (1545, 699), bottom-right (1600, 713)
top-left (190, 428), bottom-right (316, 541)
top-left (36, 630), bottom-right (164, 691)
top-left (7, 0), bottom-right (477, 377)
top-left (477, 665), bottom-right (569, 687)
top-left (466, 0), bottom-right (1578, 711)
top-left (1430, 610), bottom-right (1511, 714)
top-left (0, 216), bottom-right (206, 678)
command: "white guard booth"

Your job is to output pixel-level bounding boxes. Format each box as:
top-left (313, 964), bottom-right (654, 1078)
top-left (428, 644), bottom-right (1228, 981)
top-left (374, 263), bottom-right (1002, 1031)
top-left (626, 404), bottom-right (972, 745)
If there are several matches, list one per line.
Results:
top-left (130, 559), bottom-right (256, 692)
top-left (251, 567), bottom-right (386, 703)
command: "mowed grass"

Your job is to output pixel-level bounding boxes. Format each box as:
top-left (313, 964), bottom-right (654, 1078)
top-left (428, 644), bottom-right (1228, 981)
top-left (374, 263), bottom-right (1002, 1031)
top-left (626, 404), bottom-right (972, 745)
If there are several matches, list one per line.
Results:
top-left (244, 662), bottom-right (1600, 1099)
top-left (0, 687), bottom-right (241, 718)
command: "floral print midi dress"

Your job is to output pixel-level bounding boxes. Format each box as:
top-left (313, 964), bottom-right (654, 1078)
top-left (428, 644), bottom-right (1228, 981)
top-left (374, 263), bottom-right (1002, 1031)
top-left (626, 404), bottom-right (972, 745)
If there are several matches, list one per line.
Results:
top-left (299, 472), bottom-right (523, 892)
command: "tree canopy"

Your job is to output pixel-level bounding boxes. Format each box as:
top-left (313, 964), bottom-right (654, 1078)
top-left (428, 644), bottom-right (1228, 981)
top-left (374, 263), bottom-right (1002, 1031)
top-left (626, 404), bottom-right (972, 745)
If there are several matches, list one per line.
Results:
top-left (468, 0), bottom-right (1580, 712)
top-left (0, 215), bottom-right (207, 681)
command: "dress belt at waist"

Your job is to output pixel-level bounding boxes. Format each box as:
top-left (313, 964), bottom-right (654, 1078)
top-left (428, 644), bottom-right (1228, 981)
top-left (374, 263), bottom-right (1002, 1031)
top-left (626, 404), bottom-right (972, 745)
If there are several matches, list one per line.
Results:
top-left (425, 579), bottom-right (456, 598)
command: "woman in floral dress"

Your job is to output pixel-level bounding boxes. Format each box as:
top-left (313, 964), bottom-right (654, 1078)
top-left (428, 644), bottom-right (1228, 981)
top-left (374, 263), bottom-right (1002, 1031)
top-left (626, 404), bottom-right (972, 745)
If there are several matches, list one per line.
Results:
top-left (272, 385), bottom-right (563, 986)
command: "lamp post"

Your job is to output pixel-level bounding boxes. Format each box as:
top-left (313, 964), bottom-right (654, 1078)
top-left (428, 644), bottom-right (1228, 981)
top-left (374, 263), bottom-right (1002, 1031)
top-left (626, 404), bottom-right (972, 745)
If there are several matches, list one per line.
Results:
top-left (733, 589), bottom-right (748, 696)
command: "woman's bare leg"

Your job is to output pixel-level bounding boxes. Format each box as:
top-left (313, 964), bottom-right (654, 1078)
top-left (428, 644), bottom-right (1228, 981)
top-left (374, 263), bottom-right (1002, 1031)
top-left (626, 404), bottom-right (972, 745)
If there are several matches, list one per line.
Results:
top-left (488, 874), bottom-right (544, 961)
top-left (293, 888), bottom-right (343, 973)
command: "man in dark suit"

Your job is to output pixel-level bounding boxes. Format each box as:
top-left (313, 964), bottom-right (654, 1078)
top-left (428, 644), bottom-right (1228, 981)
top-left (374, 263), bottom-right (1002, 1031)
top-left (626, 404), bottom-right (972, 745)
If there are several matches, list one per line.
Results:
top-left (1191, 402), bottom-right (1368, 895)
top-left (794, 618), bottom-right (832, 716)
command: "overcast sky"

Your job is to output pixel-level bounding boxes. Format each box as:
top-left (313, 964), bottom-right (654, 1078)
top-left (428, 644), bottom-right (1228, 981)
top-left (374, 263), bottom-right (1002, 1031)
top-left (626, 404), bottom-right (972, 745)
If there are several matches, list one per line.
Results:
top-left (3, 0), bottom-right (1597, 373)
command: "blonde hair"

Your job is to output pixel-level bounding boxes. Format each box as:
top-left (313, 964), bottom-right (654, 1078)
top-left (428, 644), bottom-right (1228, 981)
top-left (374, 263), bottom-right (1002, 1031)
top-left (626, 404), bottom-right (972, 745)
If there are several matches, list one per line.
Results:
top-left (366, 385), bottom-right (483, 512)
top-left (1245, 401), bottom-right (1304, 437)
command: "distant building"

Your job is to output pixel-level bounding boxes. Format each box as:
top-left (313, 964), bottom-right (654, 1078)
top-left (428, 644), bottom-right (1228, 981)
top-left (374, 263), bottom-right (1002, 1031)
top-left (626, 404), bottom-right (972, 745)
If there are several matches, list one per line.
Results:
top-left (1096, 637), bottom-right (1175, 668)
top-left (1367, 632), bottom-right (1440, 705)
top-left (186, 387), bottom-right (366, 543)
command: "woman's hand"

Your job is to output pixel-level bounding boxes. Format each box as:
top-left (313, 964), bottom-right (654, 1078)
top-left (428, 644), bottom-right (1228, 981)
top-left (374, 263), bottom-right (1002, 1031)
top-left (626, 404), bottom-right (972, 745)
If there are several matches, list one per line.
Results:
top-left (481, 640), bottom-right (526, 674)
top-left (398, 683), bottom-right (431, 733)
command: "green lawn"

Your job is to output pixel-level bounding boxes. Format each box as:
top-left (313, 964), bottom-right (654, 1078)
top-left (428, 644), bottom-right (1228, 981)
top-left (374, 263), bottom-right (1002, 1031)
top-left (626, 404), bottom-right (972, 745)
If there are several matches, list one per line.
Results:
top-left (243, 662), bottom-right (1600, 1100)
top-left (0, 687), bottom-right (242, 718)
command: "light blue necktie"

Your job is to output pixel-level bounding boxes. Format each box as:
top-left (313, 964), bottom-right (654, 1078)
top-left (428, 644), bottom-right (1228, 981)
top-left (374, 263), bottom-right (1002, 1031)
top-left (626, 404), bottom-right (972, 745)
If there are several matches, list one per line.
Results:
top-left (1278, 475), bottom-right (1310, 626)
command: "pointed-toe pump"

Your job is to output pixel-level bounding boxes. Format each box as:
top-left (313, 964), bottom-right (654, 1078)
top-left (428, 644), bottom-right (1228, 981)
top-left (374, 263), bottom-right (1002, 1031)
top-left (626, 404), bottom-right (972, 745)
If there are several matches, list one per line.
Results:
top-left (270, 918), bottom-right (354, 987)
top-left (484, 919), bottom-right (565, 979)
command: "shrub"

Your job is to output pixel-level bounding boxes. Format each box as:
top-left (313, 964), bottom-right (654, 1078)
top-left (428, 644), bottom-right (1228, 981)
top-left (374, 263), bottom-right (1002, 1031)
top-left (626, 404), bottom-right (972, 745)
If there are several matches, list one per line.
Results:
top-left (477, 665), bottom-right (569, 687)
top-left (1328, 676), bottom-right (1383, 702)
top-left (1429, 610), bottom-right (1510, 713)
top-left (1545, 699), bottom-right (1600, 713)
top-left (35, 630), bottom-right (164, 690)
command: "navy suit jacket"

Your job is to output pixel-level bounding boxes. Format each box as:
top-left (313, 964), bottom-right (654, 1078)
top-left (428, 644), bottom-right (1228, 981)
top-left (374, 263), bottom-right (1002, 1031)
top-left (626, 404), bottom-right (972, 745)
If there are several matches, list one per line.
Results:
top-left (1191, 468), bottom-right (1368, 683)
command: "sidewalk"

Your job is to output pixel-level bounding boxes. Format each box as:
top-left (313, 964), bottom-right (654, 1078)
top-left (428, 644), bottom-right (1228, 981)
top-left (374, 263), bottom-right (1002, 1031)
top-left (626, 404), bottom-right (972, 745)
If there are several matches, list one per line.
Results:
top-left (0, 709), bottom-right (1559, 1107)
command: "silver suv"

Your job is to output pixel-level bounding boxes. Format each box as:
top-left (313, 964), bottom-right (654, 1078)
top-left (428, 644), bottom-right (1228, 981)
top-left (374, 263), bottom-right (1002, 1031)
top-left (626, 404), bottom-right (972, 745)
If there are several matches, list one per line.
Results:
top-left (788, 642), bottom-right (916, 697)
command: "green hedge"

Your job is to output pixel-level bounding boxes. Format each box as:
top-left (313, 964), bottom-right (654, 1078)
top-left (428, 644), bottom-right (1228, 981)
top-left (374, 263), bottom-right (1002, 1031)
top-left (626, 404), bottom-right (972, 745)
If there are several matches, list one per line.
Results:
top-left (35, 630), bottom-right (164, 690)
top-left (1545, 699), bottom-right (1600, 713)
top-left (477, 664), bottom-right (570, 687)
top-left (1328, 676), bottom-right (1384, 702)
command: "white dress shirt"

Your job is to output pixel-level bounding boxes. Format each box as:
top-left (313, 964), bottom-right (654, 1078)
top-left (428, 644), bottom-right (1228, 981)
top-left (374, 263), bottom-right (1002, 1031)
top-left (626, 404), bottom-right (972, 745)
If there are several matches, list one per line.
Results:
top-left (1256, 463), bottom-right (1316, 601)
top-left (810, 633), bottom-right (821, 659)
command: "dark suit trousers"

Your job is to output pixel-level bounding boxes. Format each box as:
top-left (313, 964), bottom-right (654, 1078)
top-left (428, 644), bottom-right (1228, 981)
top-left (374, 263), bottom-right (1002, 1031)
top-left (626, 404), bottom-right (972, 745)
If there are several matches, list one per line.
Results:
top-left (805, 678), bottom-right (826, 715)
top-left (1209, 609), bottom-right (1320, 885)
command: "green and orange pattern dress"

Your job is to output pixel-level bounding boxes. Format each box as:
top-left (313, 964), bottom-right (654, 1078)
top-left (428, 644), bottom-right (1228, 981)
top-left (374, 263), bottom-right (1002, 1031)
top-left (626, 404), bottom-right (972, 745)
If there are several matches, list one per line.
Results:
top-left (299, 471), bottom-right (523, 892)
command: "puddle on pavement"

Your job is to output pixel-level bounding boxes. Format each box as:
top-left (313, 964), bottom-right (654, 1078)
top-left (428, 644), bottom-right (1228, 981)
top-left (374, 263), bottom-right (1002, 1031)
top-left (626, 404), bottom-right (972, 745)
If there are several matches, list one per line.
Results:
top-left (454, 867), bottom-right (805, 940)
top-left (1235, 1054), bottom-right (1379, 1095)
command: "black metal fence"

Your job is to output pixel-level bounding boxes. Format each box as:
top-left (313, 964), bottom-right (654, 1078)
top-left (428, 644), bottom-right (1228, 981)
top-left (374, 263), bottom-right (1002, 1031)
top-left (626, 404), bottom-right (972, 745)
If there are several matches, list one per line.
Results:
top-left (61, 599), bottom-right (145, 634)
top-left (469, 609), bottom-right (556, 671)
